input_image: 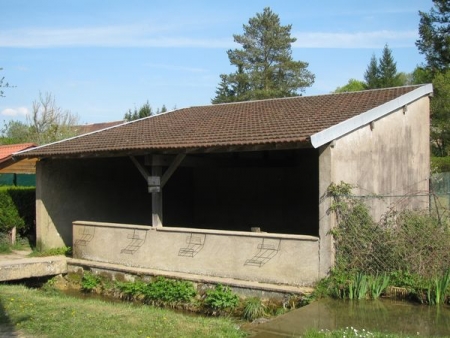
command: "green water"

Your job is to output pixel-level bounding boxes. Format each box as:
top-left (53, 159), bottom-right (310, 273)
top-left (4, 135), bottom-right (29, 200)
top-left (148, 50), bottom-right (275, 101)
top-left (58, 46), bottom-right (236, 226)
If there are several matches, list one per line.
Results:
top-left (250, 298), bottom-right (450, 337)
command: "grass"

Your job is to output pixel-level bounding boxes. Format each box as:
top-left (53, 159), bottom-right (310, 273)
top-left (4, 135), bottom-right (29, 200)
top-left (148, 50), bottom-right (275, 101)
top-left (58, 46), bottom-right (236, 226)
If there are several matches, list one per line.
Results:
top-left (0, 235), bottom-right (31, 254)
top-left (0, 284), bottom-right (245, 338)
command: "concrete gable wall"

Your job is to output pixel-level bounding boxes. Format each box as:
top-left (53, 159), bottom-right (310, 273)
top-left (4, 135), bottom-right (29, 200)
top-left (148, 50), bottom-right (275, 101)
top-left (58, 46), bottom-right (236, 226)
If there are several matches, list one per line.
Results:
top-left (330, 96), bottom-right (430, 220)
top-left (318, 95), bottom-right (430, 276)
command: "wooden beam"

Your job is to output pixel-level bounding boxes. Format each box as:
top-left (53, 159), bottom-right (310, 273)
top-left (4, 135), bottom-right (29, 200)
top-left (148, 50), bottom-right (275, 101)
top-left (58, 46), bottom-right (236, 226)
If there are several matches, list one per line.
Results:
top-left (161, 153), bottom-right (186, 188)
top-left (151, 164), bottom-right (163, 228)
top-left (129, 156), bottom-right (150, 182)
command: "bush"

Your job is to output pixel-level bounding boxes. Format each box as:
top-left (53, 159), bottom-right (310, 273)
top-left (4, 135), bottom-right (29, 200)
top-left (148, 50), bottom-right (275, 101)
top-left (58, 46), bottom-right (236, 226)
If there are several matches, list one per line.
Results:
top-left (431, 156), bottom-right (450, 173)
top-left (204, 284), bottom-right (239, 312)
top-left (0, 186), bottom-right (35, 236)
top-left (143, 277), bottom-right (196, 306)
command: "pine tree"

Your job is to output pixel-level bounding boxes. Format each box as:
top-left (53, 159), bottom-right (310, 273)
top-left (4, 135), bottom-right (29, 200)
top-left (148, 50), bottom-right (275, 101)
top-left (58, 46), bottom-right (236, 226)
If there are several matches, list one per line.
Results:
top-left (364, 54), bottom-right (380, 89)
top-left (378, 45), bottom-right (402, 88)
top-left (416, 0), bottom-right (450, 73)
top-left (212, 7), bottom-right (314, 103)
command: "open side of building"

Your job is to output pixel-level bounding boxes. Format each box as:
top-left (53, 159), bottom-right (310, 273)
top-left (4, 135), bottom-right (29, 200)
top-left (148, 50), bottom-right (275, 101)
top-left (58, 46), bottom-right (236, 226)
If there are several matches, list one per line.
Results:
top-left (15, 85), bottom-right (432, 287)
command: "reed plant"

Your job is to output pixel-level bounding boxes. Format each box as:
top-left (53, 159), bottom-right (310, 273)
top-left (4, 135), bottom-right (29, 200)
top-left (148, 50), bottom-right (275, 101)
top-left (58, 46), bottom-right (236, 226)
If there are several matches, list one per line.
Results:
top-left (427, 269), bottom-right (450, 305)
top-left (368, 273), bottom-right (390, 299)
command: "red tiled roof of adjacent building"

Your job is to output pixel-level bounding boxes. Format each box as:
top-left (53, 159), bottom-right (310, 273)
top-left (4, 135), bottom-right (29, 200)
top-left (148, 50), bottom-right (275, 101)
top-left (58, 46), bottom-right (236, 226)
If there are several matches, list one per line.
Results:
top-left (0, 143), bottom-right (36, 163)
top-left (14, 85), bottom-right (429, 159)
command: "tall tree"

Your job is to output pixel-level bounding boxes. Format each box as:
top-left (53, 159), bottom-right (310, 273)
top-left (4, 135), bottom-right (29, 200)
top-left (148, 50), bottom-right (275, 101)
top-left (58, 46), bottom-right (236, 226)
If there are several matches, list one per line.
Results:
top-left (364, 54), bottom-right (380, 89)
top-left (1, 92), bottom-right (79, 145)
top-left (124, 101), bottom-right (153, 121)
top-left (28, 92), bottom-right (79, 145)
top-left (212, 7), bottom-right (314, 104)
top-left (416, 0), bottom-right (450, 73)
top-left (124, 101), bottom-right (168, 121)
top-left (364, 45), bottom-right (403, 89)
top-left (378, 44), bottom-right (403, 87)
top-left (0, 120), bottom-right (30, 145)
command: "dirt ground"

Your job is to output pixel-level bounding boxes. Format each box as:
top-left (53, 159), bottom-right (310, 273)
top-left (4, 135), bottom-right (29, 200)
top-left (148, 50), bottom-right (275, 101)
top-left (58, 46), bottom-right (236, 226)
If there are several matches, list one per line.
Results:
top-left (0, 249), bottom-right (33, 261)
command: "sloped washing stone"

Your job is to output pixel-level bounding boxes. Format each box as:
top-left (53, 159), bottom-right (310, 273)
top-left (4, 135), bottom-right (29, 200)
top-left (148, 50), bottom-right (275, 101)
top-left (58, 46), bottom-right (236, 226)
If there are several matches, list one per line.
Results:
top-left (0, 256), bottom-right (67, 281)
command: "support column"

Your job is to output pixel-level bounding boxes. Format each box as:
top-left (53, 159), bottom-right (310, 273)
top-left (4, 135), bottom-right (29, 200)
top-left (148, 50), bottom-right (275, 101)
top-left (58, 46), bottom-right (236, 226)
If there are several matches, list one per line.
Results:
top-left (318, 144), bottom-right (333, 277)
top-left (151, 164), bottom-right (163, 228)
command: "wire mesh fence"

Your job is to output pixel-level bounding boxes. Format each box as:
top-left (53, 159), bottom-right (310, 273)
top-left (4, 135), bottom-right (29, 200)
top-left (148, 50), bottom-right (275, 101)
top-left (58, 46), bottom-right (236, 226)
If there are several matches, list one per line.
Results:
top-left (330, 176), bottom-right (450, 279)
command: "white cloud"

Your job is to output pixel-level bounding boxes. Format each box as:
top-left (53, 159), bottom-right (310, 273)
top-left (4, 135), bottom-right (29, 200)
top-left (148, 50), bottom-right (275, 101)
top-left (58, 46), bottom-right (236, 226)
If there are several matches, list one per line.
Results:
top-left (0, 25), bottom-right (233, 49)
top-left (1, 107), bottom-right (29, 117)
top-left (292, 30), bottom-right (418, 49)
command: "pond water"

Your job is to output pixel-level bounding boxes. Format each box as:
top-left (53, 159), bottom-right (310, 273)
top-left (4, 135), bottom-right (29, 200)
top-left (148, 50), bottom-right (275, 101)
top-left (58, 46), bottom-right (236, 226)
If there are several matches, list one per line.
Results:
top-left (248, 298), bottom-right (450, 337)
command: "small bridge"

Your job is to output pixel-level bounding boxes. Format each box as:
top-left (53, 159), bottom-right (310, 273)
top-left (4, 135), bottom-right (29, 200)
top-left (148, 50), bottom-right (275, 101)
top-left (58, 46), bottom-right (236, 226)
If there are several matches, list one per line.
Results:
top-left (0, 254), bottom-right (67, 282)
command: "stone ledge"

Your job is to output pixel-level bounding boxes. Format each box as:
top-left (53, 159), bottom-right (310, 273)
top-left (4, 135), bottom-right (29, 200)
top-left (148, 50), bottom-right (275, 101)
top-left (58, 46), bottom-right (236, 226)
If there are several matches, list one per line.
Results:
top-left (0, 256), bottom-right (67, 281)
top-left (68, 258), bottom-right (314, 296)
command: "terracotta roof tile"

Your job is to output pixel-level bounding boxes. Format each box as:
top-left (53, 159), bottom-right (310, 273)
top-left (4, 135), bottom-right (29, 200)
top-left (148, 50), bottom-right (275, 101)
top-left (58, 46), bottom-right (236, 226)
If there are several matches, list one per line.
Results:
top-left (0, 143), bottom-right (36, 163)
top-left (15, 86), bottom-right (425, 158)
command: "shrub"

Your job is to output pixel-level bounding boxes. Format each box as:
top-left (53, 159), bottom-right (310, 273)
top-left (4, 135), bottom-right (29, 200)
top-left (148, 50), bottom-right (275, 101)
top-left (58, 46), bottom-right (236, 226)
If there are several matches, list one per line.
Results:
top-left (431, 156), bottom-right (450, 173)
top-left (81, 272), bottom-right (101, 292)
top-left (204, 284), bottom-right (239, 312)
top-left (242, 297), bottom-right (266, 321)
top-left (143, 277), bottom-right (196, 306)
top-left (0, 186), bottom-right (35, 236)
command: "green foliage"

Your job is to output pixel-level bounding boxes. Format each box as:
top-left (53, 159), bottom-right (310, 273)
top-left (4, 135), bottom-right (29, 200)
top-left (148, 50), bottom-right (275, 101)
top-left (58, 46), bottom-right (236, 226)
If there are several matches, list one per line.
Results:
top-left (142, 277), bottom-right (196, 306)
top-left (212, 7), bottom-right (314, 103)
top-left (368, 273), bottom-right (390, 299)
top-left (0, 120), bottom-right (30, 144)
top-left (431, 156), bottom-right (450, 172)
top-left (416, 0), bottom-right (450, 73)
top-left (30, 246), bottom-right (71, 257)
top-left (334, 79), bottom-right (366, 93)
top-left (242, 297), bottom-right (266, 321)
top-left (430, 69), bottom-right (450, 156)
top-left (363, 45), bottom-right (403, 89)
top-left (0, 187), bottom-right (27, 233)
top-left (426, 269), bottom-right (450, 305)
top-left (124, 101), bottom-right (167, 121)
top-left (115, 280), bottom-right (148, 300)
top-left (204, 284), bottom-right (239, 311)
top-left (81, 272), bottom-right (101, 292)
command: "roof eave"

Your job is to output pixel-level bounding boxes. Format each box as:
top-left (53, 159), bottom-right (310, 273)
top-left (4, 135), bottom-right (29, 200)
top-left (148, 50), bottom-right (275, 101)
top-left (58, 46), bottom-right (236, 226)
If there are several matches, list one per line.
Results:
top-left (310, 84), bottom-right (433, 149)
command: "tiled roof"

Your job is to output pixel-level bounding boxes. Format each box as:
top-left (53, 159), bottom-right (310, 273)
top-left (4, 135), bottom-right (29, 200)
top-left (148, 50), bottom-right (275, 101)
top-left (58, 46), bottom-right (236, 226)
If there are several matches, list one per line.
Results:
top-left (15, 85), bottom-right (428, 158)
top-left (0, 143), bottom-right (36, 163)
top-left (74, 121), bottom-right (124, 135)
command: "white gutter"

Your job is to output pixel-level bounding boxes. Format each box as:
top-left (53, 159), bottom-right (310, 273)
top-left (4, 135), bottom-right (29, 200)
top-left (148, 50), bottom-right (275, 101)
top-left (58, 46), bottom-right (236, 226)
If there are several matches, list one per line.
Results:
top-left (310, 84), bottom-right (433, 149)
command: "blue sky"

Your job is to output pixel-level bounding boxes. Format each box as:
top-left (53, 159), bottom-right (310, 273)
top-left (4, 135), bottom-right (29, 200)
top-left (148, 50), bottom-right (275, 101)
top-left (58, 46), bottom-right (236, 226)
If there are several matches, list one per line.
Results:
top-left (0, 0), bottom-right (432, 124)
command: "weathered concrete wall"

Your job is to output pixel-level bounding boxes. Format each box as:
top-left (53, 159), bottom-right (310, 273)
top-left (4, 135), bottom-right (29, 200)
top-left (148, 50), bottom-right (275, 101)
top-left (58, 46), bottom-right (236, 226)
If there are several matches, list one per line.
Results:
top-left (36, 149), bottom-right (318, 249)
top-left (318, 96), bottom-right (430, 276)
top-left (36, 157), bottom-right (152, 248)
top-left (330, 96), bottom-right (430, 220)
top-left (73, 221), bottom-right (320, 286)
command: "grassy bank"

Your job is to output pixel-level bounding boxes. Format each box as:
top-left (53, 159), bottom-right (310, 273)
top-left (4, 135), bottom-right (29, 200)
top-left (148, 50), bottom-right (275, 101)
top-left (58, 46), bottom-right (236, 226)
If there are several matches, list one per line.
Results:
top-left (0, 284), bottom-right (245, 338)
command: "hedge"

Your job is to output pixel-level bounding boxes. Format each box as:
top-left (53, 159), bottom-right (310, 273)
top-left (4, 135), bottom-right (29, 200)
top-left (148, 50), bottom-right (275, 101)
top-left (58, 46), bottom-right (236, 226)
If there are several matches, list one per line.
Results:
top-left (431, 156), bottom-right (450, 173)
top-left (0, 186), bottom-right (35, 235)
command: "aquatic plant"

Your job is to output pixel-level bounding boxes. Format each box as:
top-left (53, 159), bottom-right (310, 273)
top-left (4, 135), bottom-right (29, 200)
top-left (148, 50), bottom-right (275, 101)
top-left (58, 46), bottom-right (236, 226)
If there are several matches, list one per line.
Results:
top-left (204, 284), bottom-right (239, 312)
top-left (242, 297), bottom-right (266, 321)
top-left (81, 272), bottom-right (101, 292)
top-left (427, 269), bottom-right (450, 305)
top-left (368, 273), bottom-right (390, 299)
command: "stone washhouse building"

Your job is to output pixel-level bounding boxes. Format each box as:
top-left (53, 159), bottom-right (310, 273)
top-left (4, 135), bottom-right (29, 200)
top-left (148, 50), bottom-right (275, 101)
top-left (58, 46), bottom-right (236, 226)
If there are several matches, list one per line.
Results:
top-left (15, 84), bottom-right (432, 287)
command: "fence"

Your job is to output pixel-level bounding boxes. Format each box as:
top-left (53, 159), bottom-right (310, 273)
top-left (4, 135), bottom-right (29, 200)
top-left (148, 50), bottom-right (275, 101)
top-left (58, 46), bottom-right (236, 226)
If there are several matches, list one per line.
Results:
top-left (330, 176), bottom-right (450, 279)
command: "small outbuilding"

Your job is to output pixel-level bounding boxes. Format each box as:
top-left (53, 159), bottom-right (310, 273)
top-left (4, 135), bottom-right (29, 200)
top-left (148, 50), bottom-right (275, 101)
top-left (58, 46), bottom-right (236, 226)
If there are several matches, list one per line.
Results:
top-left (15, 85), bottom-right (432, 286)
